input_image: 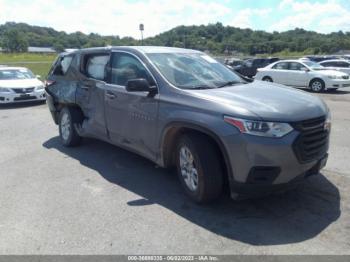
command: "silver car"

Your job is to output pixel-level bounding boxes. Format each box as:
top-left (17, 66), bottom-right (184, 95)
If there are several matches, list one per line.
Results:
top-left (46, 47), bottom-right (331, 203)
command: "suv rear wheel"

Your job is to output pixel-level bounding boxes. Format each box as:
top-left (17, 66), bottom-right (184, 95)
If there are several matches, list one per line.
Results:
top-left (175, 134), bottom-right (223, 203)
top-left (59, 107), bottom-right (83, 147)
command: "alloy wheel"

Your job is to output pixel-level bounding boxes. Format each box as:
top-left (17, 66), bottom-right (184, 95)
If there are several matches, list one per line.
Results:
top-left (179, 146), bottom-right (199, 192)
top-left (60, 112), bottom-right (71, 141)
top-left (311, 81), bottom-right (323, 92)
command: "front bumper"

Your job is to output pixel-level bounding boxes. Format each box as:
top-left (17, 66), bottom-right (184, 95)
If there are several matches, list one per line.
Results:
top-left (230, 155), bottom-right (327, 199)
top-left (222, 127), bottom-right (329, 199)
top-left (325, 78), bottom-right (350, 89)
top-left (0, 90), bottom-right (46, 103)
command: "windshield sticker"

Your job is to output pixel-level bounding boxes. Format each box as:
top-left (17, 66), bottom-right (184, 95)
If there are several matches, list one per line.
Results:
top-left (201, 55), bottom-right (218, 63)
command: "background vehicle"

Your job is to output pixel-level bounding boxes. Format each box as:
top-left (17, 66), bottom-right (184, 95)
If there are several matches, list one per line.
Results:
top-left (225, 58), bottom-right (244, 67)
top-left (319, 60), bottom-right (350, 75)
top-left (46, 47), bottom-right (330, 203)
top-left (0, 67), bottom-right (45, 103)
top-left (233, 58), bottom-right (279, 78)
top-left (302, 55), bottom-right (339, 62)
top-left (256, 60), bottom-right (350, 92)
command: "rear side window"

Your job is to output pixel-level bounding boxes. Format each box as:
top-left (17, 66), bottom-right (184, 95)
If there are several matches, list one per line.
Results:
top-left (82, 53), bottom-right (110, 81)
top-left (272, 62), bottom-right (288, 70)
top-left (52, 55), bottom-right (74, 76)
top-left (321, 62), bottom-right (333, 67)
top-left (289, 62), bottom-right (305, 71)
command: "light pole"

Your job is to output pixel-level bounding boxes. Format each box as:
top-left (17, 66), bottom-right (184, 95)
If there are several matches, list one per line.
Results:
top-left (139, 23), bottom-right (144, 45)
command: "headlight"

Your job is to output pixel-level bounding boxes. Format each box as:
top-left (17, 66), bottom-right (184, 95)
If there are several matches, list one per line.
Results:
top-left (35, 85), bottom-right (45, 91)
top-left (327, 75), bottom-right (342, 79)
top-left (0, 87), bottom-right (12, 93)
top-left (224, 116), bottom-right (294, 138)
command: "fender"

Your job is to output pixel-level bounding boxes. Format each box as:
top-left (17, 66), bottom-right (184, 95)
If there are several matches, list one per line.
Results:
top-left (159, 121), bottom-right (234, 184)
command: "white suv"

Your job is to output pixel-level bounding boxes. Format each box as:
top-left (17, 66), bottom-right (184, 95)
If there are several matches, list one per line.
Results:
top-left (255, 60), bottom-right (350, 92)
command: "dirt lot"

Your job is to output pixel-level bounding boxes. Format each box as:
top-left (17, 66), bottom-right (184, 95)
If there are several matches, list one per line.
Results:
top-left (0, 88), bottom-right (349, 255)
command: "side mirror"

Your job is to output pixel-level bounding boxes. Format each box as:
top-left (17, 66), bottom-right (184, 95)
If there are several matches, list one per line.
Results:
top-left (302, 67), bottom-right (310, 72)
top-left (126, 78), bottom-right (157, 94)
top-left (36, 75), bottom-right (41, 79)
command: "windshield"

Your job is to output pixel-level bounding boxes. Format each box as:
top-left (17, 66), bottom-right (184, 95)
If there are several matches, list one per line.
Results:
top-left (146, 53), bottom-right (244, 89)
top-left (303, 61), bottom-right (324, 70)
top-left (0, 69), bottom-right (35, 80)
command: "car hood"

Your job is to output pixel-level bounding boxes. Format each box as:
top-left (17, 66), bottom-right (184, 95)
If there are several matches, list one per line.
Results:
top-left (190, 81), bottom-right (328, 122)
top-left (0, 78), bottom-right (43, 88)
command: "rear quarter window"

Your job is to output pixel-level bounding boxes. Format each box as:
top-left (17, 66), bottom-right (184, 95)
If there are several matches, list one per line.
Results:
top-left (51, 55), bottom-right (74, 76)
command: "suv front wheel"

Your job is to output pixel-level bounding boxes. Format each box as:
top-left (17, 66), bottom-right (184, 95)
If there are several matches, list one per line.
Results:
top-left (175, 134), bottom-right (223, 203)
top-left (59, 107), bottom-right (83, 147)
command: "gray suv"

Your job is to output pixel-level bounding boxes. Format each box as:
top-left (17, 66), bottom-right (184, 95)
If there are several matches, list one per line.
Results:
top-left (45, 46), bottom-right (331, 203)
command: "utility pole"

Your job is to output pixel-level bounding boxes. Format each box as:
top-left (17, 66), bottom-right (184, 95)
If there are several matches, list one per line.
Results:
top-left (139, 24), bottom-right (144, 45)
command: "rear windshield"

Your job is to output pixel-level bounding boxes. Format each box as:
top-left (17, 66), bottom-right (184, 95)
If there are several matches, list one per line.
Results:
top-left (0, 69), bottom-right (35, 80)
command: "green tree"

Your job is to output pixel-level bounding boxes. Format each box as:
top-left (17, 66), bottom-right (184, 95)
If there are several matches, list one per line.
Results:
top-left (53, 42), bottom-right (65, 52)
top-left (1, 29), bottom-right (28, 52)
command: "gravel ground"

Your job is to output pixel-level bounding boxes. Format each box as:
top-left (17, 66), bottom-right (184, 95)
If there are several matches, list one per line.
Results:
top-left (0, 88), bottom-right (349, 255)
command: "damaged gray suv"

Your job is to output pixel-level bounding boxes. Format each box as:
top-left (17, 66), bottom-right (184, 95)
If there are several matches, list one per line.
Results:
top-left (45, 46), bottom-right (331, 203)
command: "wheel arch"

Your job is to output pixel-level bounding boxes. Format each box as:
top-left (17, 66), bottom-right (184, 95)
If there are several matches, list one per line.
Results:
top-left (53, 102), bottom-right (84, 124)
top-left (262, 75), bottom-right (273, 81)
top-left (309, 77), bottom-right (325, 87)
top-left (160, 122), bottom-right (234, 186)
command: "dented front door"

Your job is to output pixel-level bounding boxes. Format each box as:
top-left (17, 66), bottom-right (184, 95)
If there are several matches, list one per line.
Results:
top-left (104, 51), bottom-right (159, 161)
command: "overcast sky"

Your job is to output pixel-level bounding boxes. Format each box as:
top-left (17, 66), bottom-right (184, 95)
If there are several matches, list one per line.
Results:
top-left (0, 0), bottom-right (349, 39)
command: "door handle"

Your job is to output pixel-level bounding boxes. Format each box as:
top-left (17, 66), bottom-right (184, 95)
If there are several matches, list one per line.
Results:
top-left (78, 82), bottom-right (92, 90)
top-left (106, 91), bottom-right (117, 99)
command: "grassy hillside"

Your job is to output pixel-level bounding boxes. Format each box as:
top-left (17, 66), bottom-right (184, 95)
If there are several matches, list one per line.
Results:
top-left (0, 53), bottom-right (56, 78)
top-left (1, 22), bottom-right (350, 55)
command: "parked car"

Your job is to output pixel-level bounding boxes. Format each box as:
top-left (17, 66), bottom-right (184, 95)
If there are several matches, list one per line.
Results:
top-left (319, 59), bottom-right (350, 75)
top-left (233, 57), bottom-right (279, 78)
top-left (302, 55), bottom-right (339, 62)
top-left (46, 47), bottom-right (330, 203)
top-left (225, 58), bottom-right (244, 67)
top-left (224, 63), bottom-right (254, 83)
top-left (0, 67), bottom-right (45, 104)
top-left (255, 60), bottom-right (350, 92)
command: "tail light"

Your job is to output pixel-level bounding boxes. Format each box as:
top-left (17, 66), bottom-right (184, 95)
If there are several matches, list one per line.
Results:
top-left (44, 80), bottom-right (56, 88)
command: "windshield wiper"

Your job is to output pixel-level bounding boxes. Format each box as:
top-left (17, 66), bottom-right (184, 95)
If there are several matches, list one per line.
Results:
top-left (181, 85), bottom-right (216, 90)
top-left (217, 81), bottom-right (244, 88)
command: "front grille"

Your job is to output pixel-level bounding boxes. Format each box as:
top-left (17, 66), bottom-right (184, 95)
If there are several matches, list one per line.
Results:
top-left (12, 87), bottom-right (35, 94)
top-left (291, 116), bottom-right (329, 163)
top-left (342, 75), bottom-right (349, 80)
top-left (14, 96), bottom-right (37, 101)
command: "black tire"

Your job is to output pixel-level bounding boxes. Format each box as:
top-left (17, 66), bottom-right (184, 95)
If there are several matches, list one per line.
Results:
top-left (58, 107), bottom-right (83, 147)
top-left (309, 79), bottom-right (325, 92)
top-left (175, 134), bottom-right (223, 203)
top-left (262, 76), bottom-right (273, 82)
